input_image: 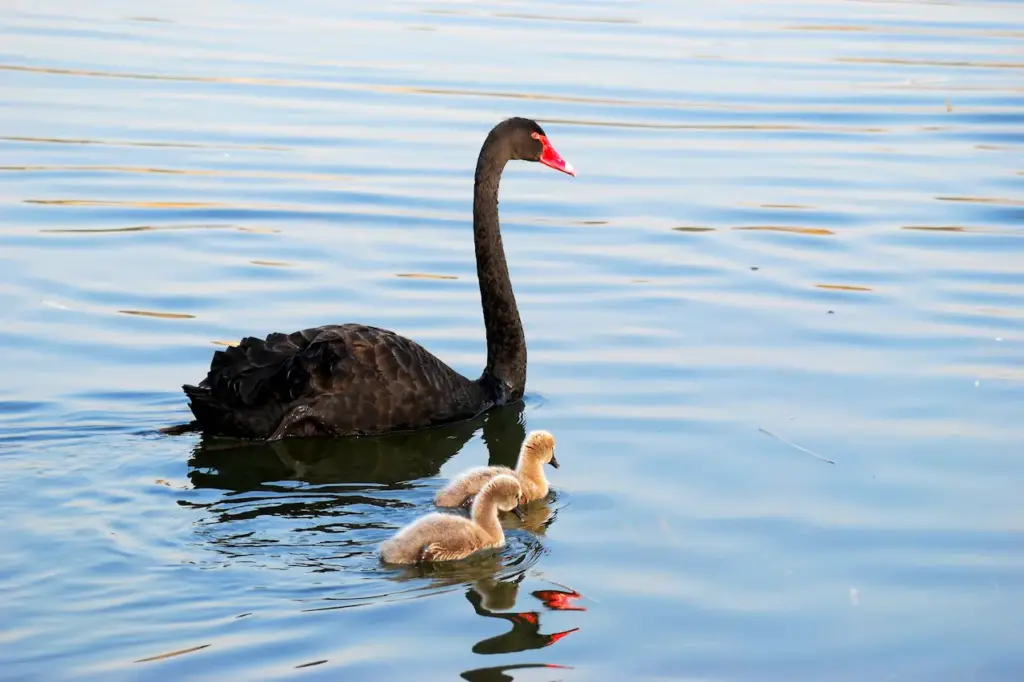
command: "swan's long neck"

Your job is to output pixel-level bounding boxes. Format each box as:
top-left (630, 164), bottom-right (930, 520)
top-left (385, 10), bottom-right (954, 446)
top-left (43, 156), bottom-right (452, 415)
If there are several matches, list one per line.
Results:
top-left (473, 133), bottom-right (526, 401)
top-left (470, 487), bottom-right (505, 544)
top-left (516, 447), bottom-right (545, 486)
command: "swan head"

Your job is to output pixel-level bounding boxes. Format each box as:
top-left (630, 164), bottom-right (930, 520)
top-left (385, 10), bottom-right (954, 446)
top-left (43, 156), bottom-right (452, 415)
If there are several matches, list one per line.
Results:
top-left (499, 117), bottom-right (576, 177)
top-left (483, 474), bottom-right (526, 521)
top-left (523, 429), bottom-right (559, 470)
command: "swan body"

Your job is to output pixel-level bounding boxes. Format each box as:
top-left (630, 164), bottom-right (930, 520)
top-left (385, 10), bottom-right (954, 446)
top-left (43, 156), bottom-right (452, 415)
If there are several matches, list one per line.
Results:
top-left (380, 474), bottom-right (524, 564)
top-left (179, 118), bottom-right (575, 440)
top-left (435, 430), bottom-right (558, 508)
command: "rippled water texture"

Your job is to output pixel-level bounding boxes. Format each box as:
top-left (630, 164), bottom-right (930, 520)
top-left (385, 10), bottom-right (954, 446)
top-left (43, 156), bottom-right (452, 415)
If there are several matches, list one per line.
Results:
top-left (2, 0), bottom-right (1023, 679)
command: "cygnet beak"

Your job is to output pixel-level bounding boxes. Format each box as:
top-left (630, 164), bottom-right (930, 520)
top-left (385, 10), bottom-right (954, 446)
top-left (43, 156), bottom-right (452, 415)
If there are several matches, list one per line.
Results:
top-left (512, 505), bottom-right (526, 521)
top-left (548, 453), bottom-right (560, 469)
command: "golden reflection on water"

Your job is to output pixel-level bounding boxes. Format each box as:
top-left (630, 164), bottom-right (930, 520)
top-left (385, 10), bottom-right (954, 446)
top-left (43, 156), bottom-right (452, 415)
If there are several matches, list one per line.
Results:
top-left (902, 225), bottom-right (1024, 235)
top-left (537, 117), bottom-right (889, 133)
top-left (7, 62), bottom-right (1002, 116)
top-left (733, 226), bottom-right (835, 236)
top-left (26, 199), bottom-right (223, 208)
top-left (133, 644), bottom-right (210, 663)
top-left (785, 24), bottom-right (873, 32)
top-left (739, 203), bottom-right (818, 210)
top-left (26, 197), bottom-right (473, 226)
top-left (976, 145), bottom-right (1022, 151)
top-left (2, 63), bottom-right (686, 111)
top-left (419, 8), bottom-right (469, 15)
top-left (490, 12), bottom-right (637, 24)
top-left (40, 224), bottom-right (233, 234)
top-left (815, 284), bottom-right (874, 292)
top-left (837, 57), bottom-right (1024, 69)
top-left (534, 218), bottom-right (609, 226)
top-left (40, 224), bottom-right (282, 235)
top-left (383, 85), bottom-right (748, 109)
top-left (118, 310), bottom-right (196, 319)
top-left (786, 24), bottom-right (1024, 40)
top-left (236, 226), bottom-right (281, 234)
top-left (1, 165), bottom-right (349, 183)
top-left (419, 6), bottom-right (635, 24)
top-left (974, 307), bottom-right (1024, 320)
top-left (0, 63), bottom-right (300, 86)
top-left (0, 135), bottom-right (289, 151)
top-left (935, 196), bottom-right (1024, 207)
top-left (396, 273), bottom-right (458, 280)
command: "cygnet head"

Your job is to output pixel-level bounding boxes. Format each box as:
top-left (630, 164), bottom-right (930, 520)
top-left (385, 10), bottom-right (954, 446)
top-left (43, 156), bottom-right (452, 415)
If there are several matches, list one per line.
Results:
top-left (481, 474), bottom-right (526, 521)
top-left (523, 430), bottom-right (559, 469)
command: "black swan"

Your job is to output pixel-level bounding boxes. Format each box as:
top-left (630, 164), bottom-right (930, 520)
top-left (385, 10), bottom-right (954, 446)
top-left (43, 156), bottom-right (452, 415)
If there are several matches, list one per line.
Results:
top-left (180, 117), bottom-right (574, 440)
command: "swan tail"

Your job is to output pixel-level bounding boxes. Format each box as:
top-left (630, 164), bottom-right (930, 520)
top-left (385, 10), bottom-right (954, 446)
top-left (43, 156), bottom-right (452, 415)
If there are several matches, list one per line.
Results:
top-left (182, 383), bottom-right (228, 430)
top-left (182, 382), bottom-right (286, 438)
top-left (159, 420), bottom-right (201, 435)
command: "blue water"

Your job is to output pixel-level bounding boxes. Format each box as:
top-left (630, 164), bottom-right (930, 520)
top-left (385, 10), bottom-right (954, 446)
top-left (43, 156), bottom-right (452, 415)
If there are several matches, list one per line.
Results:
top-left (2, 0), bottom-right (1022, 679)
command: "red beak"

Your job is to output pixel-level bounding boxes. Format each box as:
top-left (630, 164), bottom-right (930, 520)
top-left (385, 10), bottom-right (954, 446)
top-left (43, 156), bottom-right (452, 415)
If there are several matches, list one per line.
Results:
top-left (533, 589), bottom-right (586, 611)
top-left (544, 627), bottom-right (580, 646)
top-left (536, 134), bottom-right (576, 177)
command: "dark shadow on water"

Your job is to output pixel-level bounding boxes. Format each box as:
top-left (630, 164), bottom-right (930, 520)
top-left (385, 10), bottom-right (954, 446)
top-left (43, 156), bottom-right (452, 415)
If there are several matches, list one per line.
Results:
top-left (465, 575), bottom-right (580, 655)
top-left (179, 400), bottom-right (552, 581)
top-left (186, 400), bottom-right (527, 490)
top-left (459, 663), bottom-right (572, 682)
top-left (455, 576), bottom-right (583, 681)
top-left (509, 495), bottom-right (558, 537)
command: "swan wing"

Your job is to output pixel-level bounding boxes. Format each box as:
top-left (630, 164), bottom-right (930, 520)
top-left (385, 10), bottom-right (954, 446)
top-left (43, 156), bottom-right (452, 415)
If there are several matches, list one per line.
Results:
top-left (184, 323), bottom-right (481, 437)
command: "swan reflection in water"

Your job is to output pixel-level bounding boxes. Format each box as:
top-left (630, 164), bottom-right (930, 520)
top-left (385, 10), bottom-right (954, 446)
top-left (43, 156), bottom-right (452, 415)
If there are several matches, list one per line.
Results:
top-left (466, 574), bottom-right (581, 654)
top-left (182, 398), bottom-right (581, 674)
top-left (186, 399), bottom-right (527, 490)
top-left (458, 575), bottom-right (584, 681)
top-left (459, 663), bottom-right (572, 682)
top-left (183, 399), bottom-right (557, 555)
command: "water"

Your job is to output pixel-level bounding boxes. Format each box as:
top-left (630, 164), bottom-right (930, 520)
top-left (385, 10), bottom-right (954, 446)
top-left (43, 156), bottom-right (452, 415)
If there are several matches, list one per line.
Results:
top-left (1, 0), bottom-right (1022, 679)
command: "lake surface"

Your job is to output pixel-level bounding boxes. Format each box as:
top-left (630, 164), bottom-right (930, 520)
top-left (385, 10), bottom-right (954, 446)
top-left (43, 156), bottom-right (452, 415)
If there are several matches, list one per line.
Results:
top-left (1, 0), bottom-right (1022, 679)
